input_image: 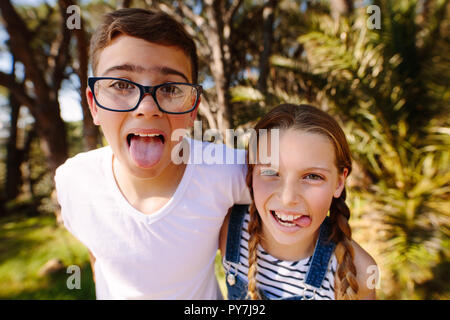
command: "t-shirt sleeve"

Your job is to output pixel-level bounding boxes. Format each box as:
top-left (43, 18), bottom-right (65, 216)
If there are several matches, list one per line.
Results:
top-left (232, 149), bottom-right (252, 204)
top-left (54, 163), bottom-right (77, 238)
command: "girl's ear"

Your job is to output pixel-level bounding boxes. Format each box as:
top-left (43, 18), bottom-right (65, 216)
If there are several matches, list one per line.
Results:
top-left (333, 167), bottom-right (349, 198)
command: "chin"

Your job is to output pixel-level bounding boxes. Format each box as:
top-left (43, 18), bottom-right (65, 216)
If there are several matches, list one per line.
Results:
top-left (128, 159), bottom-right (169, 179)
top-left (271, 231), bottom-right (306, 247)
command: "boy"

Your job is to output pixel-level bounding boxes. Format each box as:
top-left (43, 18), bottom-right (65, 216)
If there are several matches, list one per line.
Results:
top-left (55, 8), bottom-right (250, 299)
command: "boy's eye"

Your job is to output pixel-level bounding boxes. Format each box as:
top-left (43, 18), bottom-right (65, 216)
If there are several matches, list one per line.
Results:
top-left (260, 168), bottom-right (278, 176)
top-left (159, 84), bottom-right (183, 97)
top-left (111, 80), bottom-right (135, 90)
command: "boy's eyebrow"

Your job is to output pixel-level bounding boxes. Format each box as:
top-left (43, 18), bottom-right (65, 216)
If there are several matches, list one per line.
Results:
top-left (102, 63), bottom-right (145, 75)
top-left (102, 64), bottom-right (190, 82)
top-left (153, 66), bottom-right (190, 83)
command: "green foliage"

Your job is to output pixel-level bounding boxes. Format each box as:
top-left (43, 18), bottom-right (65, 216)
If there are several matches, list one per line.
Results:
top-left (270, 0), bottom-right (450, 299)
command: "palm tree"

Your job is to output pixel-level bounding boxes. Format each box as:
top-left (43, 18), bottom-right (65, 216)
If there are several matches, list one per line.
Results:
top-left (271, 0), bottom-right (449, 299)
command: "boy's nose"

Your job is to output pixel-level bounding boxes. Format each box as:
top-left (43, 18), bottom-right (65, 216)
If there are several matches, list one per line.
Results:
top-left (133, 93), bottom-right (163, 118)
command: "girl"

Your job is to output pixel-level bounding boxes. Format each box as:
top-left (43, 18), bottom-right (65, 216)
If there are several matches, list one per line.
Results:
top-left (220, 104), bottom-right (377, 300)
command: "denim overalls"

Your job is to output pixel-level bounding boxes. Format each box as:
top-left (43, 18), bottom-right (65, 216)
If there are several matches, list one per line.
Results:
top-left (224, 204), bottom-right (336, 300)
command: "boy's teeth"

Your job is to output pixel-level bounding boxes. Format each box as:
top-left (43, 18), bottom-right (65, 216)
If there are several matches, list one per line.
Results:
top-left (135, 133), bottom-right (160, 137)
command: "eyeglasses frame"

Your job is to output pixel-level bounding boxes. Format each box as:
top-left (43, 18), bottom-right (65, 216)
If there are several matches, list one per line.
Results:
top-left (87, 77), bottom-right (203, 114)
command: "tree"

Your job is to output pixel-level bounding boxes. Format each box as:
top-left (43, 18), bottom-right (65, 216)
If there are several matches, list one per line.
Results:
top-left (62, 0), bottom-right (101, 151)
top-left (257, 0), bottom-right (277, 96)
top-left (0, 0), bottom-right (71, 174)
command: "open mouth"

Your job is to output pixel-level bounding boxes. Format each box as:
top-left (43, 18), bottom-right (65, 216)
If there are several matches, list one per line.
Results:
top-left (126, 132), bottom-right (166, 168)
top-left (270, 210), bottom-right (312, 228)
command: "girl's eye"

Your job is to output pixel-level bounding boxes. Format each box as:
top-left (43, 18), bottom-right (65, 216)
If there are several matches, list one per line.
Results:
top-left (304, 173), bottom-right (323, 181)
top-left (260, 168), bottom-right (278, 176)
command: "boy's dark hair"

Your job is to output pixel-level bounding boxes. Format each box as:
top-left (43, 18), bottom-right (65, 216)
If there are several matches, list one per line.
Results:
top-left (89, 8), bottom-right (198, 83)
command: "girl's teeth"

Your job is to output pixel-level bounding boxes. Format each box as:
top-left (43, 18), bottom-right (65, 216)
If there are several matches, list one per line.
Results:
top-left (279, 220), bottom-right (295, 227)
top-left (273, 211), bottom-right (297, 227)
top-left (274, 211), bottom-right (296, 221)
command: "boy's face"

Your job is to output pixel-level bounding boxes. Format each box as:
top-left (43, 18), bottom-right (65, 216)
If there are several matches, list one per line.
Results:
top-left (87, 35), bottom-right (198, 179)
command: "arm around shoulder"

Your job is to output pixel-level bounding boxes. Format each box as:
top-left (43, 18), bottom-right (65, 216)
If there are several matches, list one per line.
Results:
top-left (218, 208), bottom-right (232, 258)
top-left (351, 241), bottom-right (378, 300)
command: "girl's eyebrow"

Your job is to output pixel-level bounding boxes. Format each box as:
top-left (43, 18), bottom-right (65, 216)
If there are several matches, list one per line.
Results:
top-left (304, 166), bottom-right (331, 173)
top-left (102, 64), bottom-right (190, 82)
top-left (256, 164), bottom-right (331, 173)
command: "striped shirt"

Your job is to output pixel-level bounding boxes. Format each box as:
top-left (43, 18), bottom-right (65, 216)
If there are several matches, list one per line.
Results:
top-left (223, 213), bottom-right (337, 300)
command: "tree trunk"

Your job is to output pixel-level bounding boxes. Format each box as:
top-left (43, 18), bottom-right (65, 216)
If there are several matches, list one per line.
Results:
top-left (258, 0), bottom-right (277, 96)
top-left (72, 4), bottom-right (100, 151)
top-left (204, 0), bottom-right (233, 132)
top-left (32, 102), bottom-right (69, 174)
top-left (5, 93), bottom-right (23, 201)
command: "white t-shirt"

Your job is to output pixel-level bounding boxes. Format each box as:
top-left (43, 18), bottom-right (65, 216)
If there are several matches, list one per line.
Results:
top-left (54, 138), bottom-right (251, 299)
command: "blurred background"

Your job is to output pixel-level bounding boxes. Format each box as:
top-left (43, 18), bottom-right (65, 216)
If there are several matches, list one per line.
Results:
top-left (0, 0), bottom-right (448, 300)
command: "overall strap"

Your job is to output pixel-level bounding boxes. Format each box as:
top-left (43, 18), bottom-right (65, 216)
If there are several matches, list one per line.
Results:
top-left (305, 217), bottom-right (336, 289)
top-left (225, 204), bottom-right (249, 263)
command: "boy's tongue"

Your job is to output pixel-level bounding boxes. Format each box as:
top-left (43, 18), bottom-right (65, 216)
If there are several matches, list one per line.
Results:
top-left (129, 135), bottom-right (164, 168)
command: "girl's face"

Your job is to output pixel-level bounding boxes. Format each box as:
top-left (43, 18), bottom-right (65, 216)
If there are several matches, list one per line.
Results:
top-left (252, 129), bottom-right (347, 257)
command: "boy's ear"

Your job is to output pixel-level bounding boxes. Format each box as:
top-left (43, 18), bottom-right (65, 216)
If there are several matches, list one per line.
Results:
top-left (333, 167), bottom-right (348, 198)
top-left (188, 96), bottom-right (200, 126)
top-left (86, 87), bottom-right (100, 125)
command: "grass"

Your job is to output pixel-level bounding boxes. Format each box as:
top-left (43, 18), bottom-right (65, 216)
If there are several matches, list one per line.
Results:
top-left (0, 213), bottom-right (95, 299)
top-left (0, 212), bottom-right (228, 299)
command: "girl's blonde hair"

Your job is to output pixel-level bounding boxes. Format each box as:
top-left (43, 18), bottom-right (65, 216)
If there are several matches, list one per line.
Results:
top-left (246, 104), bottom-right (359, 300)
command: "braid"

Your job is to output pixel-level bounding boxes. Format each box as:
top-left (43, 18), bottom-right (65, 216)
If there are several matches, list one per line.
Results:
top-left (329, 188), bottom-right (359, 299)
top-left (247, 202), bottom-right (262, 300)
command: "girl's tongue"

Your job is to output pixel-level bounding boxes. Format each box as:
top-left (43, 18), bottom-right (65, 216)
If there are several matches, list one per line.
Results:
top-left (293, 215), bottom-right (312, 228)
top-left (129, 135), bottom-right (164, 168)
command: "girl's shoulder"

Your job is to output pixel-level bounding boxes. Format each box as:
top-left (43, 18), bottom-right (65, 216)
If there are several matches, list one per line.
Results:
top-left (350, 240), bottom-right (378, 299)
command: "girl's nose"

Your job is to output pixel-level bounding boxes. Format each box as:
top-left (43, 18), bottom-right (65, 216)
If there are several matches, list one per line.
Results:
top-left (133, 93), bottom-right (163, 118)
top-left (279, 180), bottom-right (300, 206)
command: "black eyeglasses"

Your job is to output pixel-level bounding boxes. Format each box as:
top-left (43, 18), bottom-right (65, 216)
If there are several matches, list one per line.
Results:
top-left (88, 77), bottom-right (202, 114)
